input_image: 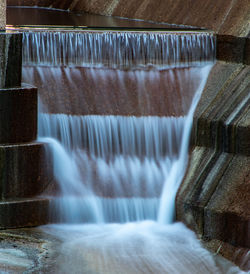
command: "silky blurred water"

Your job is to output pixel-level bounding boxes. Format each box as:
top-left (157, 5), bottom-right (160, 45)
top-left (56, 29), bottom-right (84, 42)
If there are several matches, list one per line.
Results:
top-left (21, 30), bottom-right (243, 273)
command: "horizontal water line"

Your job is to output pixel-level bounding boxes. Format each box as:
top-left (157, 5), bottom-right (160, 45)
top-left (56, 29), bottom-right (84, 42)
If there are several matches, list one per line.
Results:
top-left (22, 31), bottom-right (216, 68)
top-left (49, 196), bottom-right (159, 223)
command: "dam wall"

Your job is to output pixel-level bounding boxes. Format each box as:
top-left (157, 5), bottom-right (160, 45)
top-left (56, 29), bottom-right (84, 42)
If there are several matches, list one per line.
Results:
top-left (2, 1), bottom-right (250, 269)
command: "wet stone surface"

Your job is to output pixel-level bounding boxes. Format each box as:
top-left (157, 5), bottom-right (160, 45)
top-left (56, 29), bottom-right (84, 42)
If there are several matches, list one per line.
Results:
top-left (0, 229), bottom-right (59, 273)
top-left (0, 32), bottom-right (22, 89)
top-left (0, 225), bottom-right (248, 273)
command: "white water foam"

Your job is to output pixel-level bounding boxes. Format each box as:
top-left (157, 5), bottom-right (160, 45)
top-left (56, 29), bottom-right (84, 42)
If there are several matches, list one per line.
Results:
top-left (41, 221), bottom-right (245, 274)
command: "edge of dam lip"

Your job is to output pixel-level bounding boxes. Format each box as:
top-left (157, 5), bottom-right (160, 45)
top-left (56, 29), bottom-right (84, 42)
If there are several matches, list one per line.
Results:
top-left (6, 25), bottom-right (211, 34)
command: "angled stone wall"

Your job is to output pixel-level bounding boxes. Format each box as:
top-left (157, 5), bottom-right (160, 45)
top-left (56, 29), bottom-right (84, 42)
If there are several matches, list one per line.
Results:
top-left (176, 61), bottom-right (250, 270)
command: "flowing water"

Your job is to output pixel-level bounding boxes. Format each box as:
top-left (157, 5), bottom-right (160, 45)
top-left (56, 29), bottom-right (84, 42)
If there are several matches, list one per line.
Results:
top-left (21, 30), bottom-right (244, 273)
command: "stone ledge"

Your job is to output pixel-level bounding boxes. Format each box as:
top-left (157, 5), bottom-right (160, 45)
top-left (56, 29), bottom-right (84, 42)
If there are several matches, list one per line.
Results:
top-left (0, 142), bottom-right (53, 199)
top-left (193, 62), bottom-right (250, 155)
top-left (216, 35), bottom-right (249, 65)
top-left (202, 238), bottom-right (250, 272)
top-left (0, 32), bottom-right (22, 88)
top-left (176, 147), bottom-right (250, 248)
top-left (0, 198), bottom-right (51, 229)
top-left (0, 85), bottom-right (37, 144)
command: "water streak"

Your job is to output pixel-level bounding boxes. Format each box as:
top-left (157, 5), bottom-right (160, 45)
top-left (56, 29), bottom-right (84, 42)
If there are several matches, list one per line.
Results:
top-left (42, 222), bottom-right (245, 274)
top-left (18, 24), bottom-right (247, 274)
top-left (20, 29), bottom-right (215, 224)
top-left (39, 114), bottom-right (185, 158)
top-left (22, 31), bottom-right (215, 68)
top-left (37, 65), bottom-right (212, 224)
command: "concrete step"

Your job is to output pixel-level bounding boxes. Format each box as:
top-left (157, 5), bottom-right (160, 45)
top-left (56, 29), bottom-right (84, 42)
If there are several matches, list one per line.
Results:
top-left (176, 146), bottom-right (250, 248)
top-left (0, 32), bottom-right (22, 88)
top-left (0, 142), bottom-right (53, 199)
top-left (202, 238), bottom-right (250, 271)
top-left (193, 62), bottom-right (250, 155)
top-left (0, 197), bottom-right (51, 229)
top-left (0, 84), bottom-right (37, 144)
top-left (178, 62), bottom-right (250, 254)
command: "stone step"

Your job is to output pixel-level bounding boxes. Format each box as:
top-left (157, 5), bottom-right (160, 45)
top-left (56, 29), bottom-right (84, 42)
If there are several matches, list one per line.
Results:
top-left (0, 142), bottom-right (53, 199)
top-left (0, 32), bottom-right (22, 88)
top-left (192, 62), bottom-right (250, 155)
top-left (202, 238), bottom-right (250, 272)
top-left (0, 197), bottom-right (51, 229)
top-left (0, 84), bottom-right (37, 144)
top-left (216, 34), bottom-right (249, 65)
top-left (176, 146), bottom-right (250, 248)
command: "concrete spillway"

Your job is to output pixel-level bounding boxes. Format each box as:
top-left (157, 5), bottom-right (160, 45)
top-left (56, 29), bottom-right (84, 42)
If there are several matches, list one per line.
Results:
top-left (0, 5), bottom-right (249, 272)
top-left (18, 28), bottom-right (214, 225)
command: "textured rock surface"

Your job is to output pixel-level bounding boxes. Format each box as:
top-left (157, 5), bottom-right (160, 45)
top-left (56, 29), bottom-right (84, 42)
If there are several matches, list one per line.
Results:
top-left (7, 0), bottom-right (250, 37)
top-left (0, 0), bottom-right (6, 30)
top-left (0, 32), bottom-right (22, 88)
top-left (0, 85), bottom-right (37, 143)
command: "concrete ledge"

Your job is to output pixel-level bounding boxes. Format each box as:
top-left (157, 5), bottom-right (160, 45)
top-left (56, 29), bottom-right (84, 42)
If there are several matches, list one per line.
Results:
top-left (193, 62), bottom-right (250, 155)
top-left (0, 85), bottom-right (37, 144)
top-left (0, 198), bottom-right (51, 229)
top-left (216, 35), bottom-right (249, 65)
top-left (0, 142), bottom-right (53, 199)
top-left (202, 239), bottom-right (250, 271)
top-left (0, 32), bottom-right (22, 88)
top-left (204, 154), bottom-right (250, 247)
top-left (0, 0), bottom-right (5, 30)
top-left (176, 147), bottom-right (250, 248)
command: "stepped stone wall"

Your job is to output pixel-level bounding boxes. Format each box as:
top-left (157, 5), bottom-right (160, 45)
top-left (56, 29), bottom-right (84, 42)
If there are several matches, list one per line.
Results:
top-left (0, 11), bottom-right (53, 227)
top-left (176, 61), bottom-right (250, 269)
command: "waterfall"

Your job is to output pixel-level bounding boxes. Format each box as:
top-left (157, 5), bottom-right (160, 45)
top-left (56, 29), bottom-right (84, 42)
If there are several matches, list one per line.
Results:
top-left (21, 30), bottom-right (214, 224)
top-left (38, 115), bottom-right (185, 222)
top-left (22, 30), bottom-right (215, 68)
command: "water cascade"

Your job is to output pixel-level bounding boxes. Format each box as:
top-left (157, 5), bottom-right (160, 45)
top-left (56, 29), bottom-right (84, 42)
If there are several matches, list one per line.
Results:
top-left (22, 31), bottom-right (215, 68)
top-left (22, 30), bottom-right (215, 224)
top-left (20, 30), bottom-right (238, 273)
